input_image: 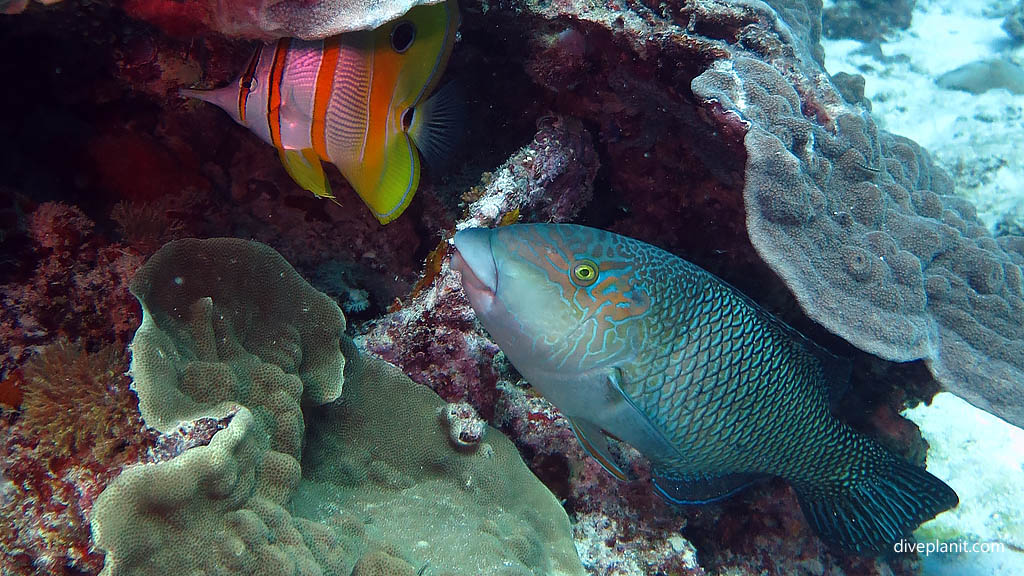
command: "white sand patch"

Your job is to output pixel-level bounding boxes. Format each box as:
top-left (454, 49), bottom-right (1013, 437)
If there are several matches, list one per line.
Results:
top-left (823, 0), bottom-right (1024, 232)
top-left (902, 392), bottom-right (1024, 576)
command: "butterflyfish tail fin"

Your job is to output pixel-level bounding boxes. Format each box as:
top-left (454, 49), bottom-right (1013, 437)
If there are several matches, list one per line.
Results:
top-left (793, 450), bottom-right (958, 555)
top-left (279, 148), bottom-right (334, 200)
top-left (408, 81), bottom-right (464, 172)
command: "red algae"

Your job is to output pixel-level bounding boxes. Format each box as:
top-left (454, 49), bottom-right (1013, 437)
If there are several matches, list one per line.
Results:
top-left (1, 340), bottom-right (155, 576)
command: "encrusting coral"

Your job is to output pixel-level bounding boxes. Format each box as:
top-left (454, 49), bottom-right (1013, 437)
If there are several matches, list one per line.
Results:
top-left (90, 237), bottom-right (585, 576)
top-left (122, 0), bottom-right (447, 40)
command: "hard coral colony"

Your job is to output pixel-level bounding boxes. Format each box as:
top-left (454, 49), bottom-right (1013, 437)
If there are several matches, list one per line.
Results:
top-left (0, 1), bottom-right (1021, 576)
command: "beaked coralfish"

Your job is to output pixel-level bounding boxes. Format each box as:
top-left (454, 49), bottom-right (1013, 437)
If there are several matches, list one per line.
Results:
top-left (452, 223), bottom-right (958, 554)
top-left (182, 0), bottom-right (460, 224)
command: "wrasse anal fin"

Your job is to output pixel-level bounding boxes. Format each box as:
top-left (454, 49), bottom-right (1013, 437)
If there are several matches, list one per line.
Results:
top-left (652, 471), bottom-right (762, 504)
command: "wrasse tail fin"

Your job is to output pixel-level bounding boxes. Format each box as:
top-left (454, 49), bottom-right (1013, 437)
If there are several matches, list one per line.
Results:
top-left (408, 81), bottom-right (464, 171)
top-left (794, 456), bottom-right (958, 555)
top-left (279, 148), bottom-right (334, 200)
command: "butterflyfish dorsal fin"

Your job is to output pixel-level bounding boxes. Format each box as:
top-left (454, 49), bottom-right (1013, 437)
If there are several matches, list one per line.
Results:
top-left (279, 148), bottom-right (334, 200)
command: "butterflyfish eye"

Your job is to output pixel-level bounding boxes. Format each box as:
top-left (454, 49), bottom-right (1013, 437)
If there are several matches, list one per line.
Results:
top-left (570, 260), bottom-right (599, 287)
top-left (401, 107), bottom-right (415, 131)
top-left (238, 77), bottom-right (257, 93)
top-left (391, 21), bottom-right (416, 53)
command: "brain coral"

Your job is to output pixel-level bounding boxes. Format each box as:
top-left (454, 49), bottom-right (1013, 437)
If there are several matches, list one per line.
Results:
top-left (92, 238), bottom-right (584, 576)
top-left (687, 8), bottom-right (1024, 427)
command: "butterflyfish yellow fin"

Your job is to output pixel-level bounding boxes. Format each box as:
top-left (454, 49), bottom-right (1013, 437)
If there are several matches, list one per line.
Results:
top-left (366, 134), bottom-right (420, 224)
top-left (279, 148), bottom-right (334, 199)
top-left (407, 81), bottom-right (464, 171)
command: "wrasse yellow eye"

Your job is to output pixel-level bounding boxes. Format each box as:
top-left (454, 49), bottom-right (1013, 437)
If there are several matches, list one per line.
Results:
top-left (571, 260), bottom-right (599, 287)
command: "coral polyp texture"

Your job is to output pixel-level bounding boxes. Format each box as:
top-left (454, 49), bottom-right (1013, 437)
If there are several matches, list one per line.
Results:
top-left (123, 0), bottom-right (446, 39)
top-left (91, 238), bottom-right (584, 576)
top-left (687, 14), bottom-right (1024, 428)
top-left (127, 237), bottom-right (347, 437)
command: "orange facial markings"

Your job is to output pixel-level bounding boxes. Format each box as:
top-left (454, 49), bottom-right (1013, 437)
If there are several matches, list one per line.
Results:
top-left (267, 39), bottom-right (290, 149)
top-left (507, 229), bottom-right (651, 325)
top-left (312, 38), bottom-right (341, 159)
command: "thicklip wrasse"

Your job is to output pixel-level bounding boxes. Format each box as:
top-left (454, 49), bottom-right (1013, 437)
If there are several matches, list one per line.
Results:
top-left (183, 0), bottom-right (460, 224)
top-left (452, 223), bottom-right (958, 554)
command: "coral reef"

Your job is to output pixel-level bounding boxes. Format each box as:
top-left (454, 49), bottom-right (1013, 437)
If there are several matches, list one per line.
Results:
top-left (122, 0), bottom-right (447, 40)
top-left (0, 340), bottom-right (154, 575)
top-left (0, 202), bottom-right (144, 382)
top-left (1, 0), bottom-right (1021, 573)
top-left (91, 238), bottom-right (584, 576)
top-left (688, 22), bottom-right (1024, 428)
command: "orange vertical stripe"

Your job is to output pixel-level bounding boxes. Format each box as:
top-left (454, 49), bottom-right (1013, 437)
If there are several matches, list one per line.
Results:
top-left (267, 39), bottom-right (290, 149)
top-left (237, 46), bottom-right (262, 125)
top-left (311, 38), bottom-right (340, 160)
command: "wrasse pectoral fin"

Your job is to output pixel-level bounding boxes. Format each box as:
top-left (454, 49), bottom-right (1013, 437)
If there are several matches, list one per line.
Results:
top-left (651, 470), bottom-right (761, 504)
top-left (407, 81), bottom-right (464, 171)
top-left (279, 148), bottom-right (334, 199)
top-left (569, 417), bottom-right (632, 482)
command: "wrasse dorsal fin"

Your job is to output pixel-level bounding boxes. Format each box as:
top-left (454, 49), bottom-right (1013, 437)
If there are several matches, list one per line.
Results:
top-left (407, 81), bottom-right (464, 171)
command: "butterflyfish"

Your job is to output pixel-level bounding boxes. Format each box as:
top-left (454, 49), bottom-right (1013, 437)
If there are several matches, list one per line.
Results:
top-left (452, 223), bottom-right (959, 554)
top-left (182, 0), bottom-right (460, 224)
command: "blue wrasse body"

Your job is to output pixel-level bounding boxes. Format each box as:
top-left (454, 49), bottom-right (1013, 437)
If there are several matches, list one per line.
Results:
top-left (452, 223), bottom-right (958, 554)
